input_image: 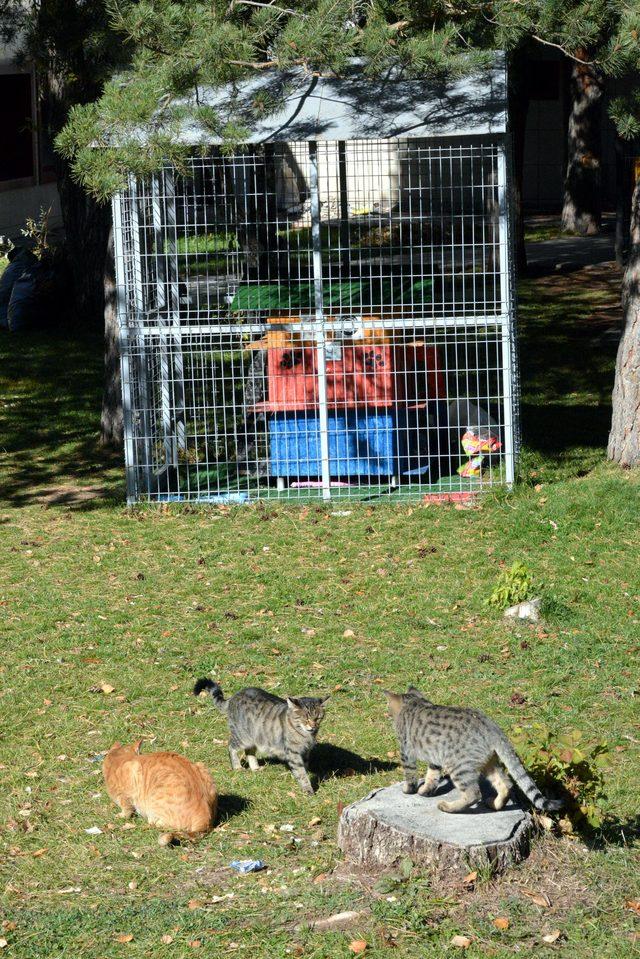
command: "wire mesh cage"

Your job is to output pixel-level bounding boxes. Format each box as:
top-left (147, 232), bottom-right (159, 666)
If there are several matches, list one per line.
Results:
top-left (113, 71), bottom-right (516, 504)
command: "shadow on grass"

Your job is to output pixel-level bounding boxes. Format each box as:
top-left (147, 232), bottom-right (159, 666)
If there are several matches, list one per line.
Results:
top-left (217, 792), bottom-right (252, 823)
top-left (0, 329), bottom-right (124, 508)
top-left (0, 258), bottom-right (623, 504)
top-left (310, 742), bottom-right (397, 782)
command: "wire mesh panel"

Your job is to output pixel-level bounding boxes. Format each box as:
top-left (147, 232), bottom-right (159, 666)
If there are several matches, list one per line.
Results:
top-left (113, 136), bottom-right (516, 504)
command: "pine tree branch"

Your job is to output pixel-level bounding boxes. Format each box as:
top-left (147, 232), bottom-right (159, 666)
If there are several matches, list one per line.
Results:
top-left (228, 0), bottom-right (306, 16)
top-left (531, 35), bottom-right (597, 65)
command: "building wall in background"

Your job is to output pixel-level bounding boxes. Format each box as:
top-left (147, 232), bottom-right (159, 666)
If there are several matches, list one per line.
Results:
top-left (0, 49), bottom-right (62, 241)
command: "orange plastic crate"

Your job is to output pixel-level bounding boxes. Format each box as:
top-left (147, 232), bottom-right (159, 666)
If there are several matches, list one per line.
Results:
top-left (252, 342), bottom-right (444, 412)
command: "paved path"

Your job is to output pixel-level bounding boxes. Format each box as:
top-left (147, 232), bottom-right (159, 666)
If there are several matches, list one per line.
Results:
top-left (525, 229), bottom-right (616, 275)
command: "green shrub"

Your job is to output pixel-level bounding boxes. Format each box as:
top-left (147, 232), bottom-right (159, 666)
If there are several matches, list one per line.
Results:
top-left (485, 561), bottom-right (535, 610)
top-left (511, 723), bottom-right (609, 831)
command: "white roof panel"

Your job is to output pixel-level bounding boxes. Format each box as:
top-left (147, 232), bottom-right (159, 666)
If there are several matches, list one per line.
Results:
top-left (182, 55), bottom-right (507, 144)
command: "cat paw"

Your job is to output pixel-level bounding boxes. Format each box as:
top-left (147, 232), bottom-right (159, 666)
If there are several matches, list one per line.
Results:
top-left (403, 782), bottom-right (418, 795)
top-left (437, 801), bottom-right (455, 813)
top-left (417, 782), bottom-right (436, 796)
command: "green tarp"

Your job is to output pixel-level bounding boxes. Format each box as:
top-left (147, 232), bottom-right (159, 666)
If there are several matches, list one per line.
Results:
top-left (230, 278), bottom-right (433, 312)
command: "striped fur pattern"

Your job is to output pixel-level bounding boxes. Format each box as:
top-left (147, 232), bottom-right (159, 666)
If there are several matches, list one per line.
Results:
top-left (194, 679), bottom-right (328, 795)
top-left (384, 687), bottom-right (563, 814)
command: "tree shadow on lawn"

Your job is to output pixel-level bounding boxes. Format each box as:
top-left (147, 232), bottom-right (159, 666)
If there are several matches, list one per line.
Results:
top-left (0, 329), bottom-right (124, 508)
top-left (0, 260), bottom-right (624, 505)
top-left (517, 264), bottom-right (622, 470)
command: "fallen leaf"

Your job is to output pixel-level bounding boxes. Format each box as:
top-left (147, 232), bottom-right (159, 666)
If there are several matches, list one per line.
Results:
top-left (343, 629), bottom-right (355, 638)
top-left (493, 917), bottom-right (509, 930)
top-left (308, 817), bottom-right (322, 827)
top-left (31, 847), bottom-right (47, 857)
top-left (523, 889), bottom-right (551, 908)
top-left (1, 924), bottom-right (16, 933)
top-left (115, 933), bottom-right (134, 943)
top-left (348, 940), bottom-right (367, 954)
top-left (189, 941), bottom-right (202, 949)
top-left (542, 929), bottom-right (562, 944)
top-left (451, 935), bottom-right (472, 948)
top-left (625, 900), bottom-right (640, 915)
top-left (161, 934), bottom-right (173, 944)
top-left (462, 871), bottom-right (477, 886)
top-left (85, 826), bottom-right (103, 835)
top-left (188, 899), bottom-right (203, 910)
top-left (0, 940), bottom-right (7, 949)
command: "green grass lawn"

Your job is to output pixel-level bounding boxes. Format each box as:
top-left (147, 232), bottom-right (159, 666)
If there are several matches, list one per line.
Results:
top-left (0, 263), bottom-right (639, 958)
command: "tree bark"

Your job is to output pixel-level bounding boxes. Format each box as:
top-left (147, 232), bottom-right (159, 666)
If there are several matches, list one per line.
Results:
top-left (561, 52), bottom-right (603, 236)
top-left (100, 223), bottom-right (123, 447)
top-left (508, 47), bottom-right (530, 274)
top-left (338, 782), bottom-right (534, 876)
top-left (56, 163), bottom-right (112, 327)
top-left (608, 176), bottom-right (640, 466)
top-left (614, 136), bottom-right (631, 267)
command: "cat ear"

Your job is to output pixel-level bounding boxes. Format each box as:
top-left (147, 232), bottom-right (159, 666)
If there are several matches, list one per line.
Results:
top-left (286, 697), bottom-right (301, 710)
top-left (131, 739), bottom-right (144, 754)
top-left (320, 695), bottom-right (330, 705)
top-left (383, 690), bottom-right (404, 716)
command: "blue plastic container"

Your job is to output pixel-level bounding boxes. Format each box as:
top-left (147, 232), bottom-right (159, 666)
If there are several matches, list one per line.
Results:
top-left (269, 409), bottom-right (408, 478)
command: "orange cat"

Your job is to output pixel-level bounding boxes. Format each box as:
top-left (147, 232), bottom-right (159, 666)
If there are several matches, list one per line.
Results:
top-left (103, 740), bottom-right (218, 844)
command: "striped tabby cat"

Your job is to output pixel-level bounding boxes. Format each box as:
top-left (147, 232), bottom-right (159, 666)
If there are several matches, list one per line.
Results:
top-left (194, 679), bottom-right (328, 795)
top-left (384, 687), bottom-right (564, 814)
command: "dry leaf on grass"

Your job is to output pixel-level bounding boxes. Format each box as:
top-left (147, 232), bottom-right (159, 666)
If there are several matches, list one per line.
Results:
top-left (188, 899), bottom-right (203, 910)
top-left (493, 917), bottom-right (510, 930)
top-left (542, 929), bottom-right (562, 944)
top-left (451, 935), bottom-right (472, 948)
top-left (462, 871), bottom-right (477, 886)
top-left (115, 933), bottom-right (134, 943)
top-left (161, 934), bottom-right (173, 944)
top-left (189, 940), bottom-right (202, 949)
top-left (0, 940), bottom-right (8, 950)
top-left (1, 923), bottom-right (16, 933)
top-left (343, 629), bottom-right (355, 638)
top-left (523, 889), bottom-right (551, 908)
top-left (348, 941), bottom-right (367, 954)
top-left (625, 900), bottom-right (640, 915)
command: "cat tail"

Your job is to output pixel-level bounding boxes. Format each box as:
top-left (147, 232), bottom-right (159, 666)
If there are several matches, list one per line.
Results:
top-left (495, 739), bottom-right (564, 812)
top-left (193, 678), bottom-right (228, 713)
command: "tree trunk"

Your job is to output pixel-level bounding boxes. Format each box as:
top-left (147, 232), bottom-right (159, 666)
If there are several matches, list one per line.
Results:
top-left (100, 223), bottom-right (123, 447)
top-left (561, 52), bottom-right (603, 236)
top-left (608, 177), bottom-right (640, 466)
top-left (508, 47), bottom-right (530, 274)
top-left (56, 163), bottom-right (112, 326)
top-left (614, 136), bottom-right (631, 267)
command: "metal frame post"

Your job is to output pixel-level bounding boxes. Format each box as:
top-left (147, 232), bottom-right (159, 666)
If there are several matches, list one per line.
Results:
top-left (309, 141), bottom-right (332, 501)
top-left (112, 191), bottom-right (138, 504)
top-left (496, 139), bottom-right (516, 486)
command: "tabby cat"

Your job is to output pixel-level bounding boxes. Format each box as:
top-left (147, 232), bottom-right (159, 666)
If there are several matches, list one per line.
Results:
top-left (103, 739), bottom-right (218, 844)
top-left (384, 687), bottom-right (564, 814)
top-left (194, 679), bottom-right (328, 795)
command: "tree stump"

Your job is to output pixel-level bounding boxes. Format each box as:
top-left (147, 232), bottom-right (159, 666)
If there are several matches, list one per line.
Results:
top-left (338, 781), bottom-right (534, 875)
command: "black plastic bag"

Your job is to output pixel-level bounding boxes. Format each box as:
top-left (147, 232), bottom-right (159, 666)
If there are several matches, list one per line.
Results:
top-left (0, 249), bottom-right (37, 329)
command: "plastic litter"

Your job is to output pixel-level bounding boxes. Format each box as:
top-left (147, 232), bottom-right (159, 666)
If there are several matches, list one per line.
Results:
top-left (229, 859), bottom-right (266, 873)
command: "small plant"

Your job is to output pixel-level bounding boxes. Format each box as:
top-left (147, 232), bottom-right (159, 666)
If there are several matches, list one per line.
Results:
top-left (511, 724), bottom-right (609, 832)
top-left (21, 206), bottom-right (52, 260)
top-left (485, 561), bottom-right (534, 610)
